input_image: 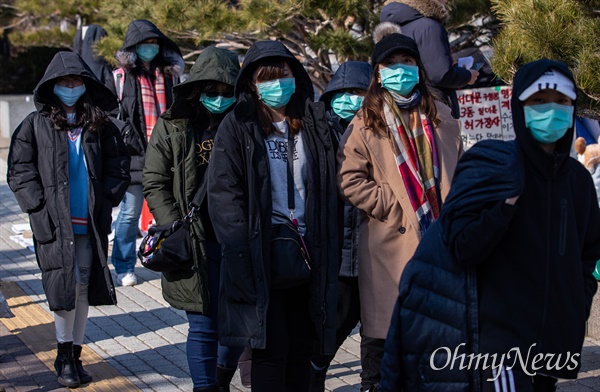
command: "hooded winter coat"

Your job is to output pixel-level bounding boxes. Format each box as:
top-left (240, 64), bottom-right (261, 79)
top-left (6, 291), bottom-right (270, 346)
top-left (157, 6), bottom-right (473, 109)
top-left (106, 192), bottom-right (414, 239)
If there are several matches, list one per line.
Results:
top-left (7, 51), bottom-right (131, 311)
top-left (143, 46), bottom-right (240, 313)
top-left (380, 0), bottom-right (472, 118)
top-left (379, 59), bottom-right (600, 391)
top-left (207, 40), bottom-right (340, 354)
top-left (73, 24), bottom-right (116, 95)
top-left (114, 19), bottom-right (184, 185)
top-left (319, 61), bottom-right (373, 278)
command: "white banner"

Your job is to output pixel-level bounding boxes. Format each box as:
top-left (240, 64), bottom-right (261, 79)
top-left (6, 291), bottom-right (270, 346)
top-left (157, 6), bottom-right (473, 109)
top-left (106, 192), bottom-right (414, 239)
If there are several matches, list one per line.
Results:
top-left (457, 86), bottom-right (514, 150)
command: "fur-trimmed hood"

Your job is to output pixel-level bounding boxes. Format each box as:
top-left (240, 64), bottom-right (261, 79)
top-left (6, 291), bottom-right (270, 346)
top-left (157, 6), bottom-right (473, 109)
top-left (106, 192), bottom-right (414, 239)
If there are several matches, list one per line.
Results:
top-left (115, 19), bottom-right (184, 77)
top-left (382, 0), bottom-right (449, 25)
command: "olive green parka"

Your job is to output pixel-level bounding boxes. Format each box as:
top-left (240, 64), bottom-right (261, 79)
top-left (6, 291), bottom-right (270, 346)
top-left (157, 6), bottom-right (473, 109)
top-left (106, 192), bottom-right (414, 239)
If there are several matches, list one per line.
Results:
top-left (142, 46), bottom-right (240, 312)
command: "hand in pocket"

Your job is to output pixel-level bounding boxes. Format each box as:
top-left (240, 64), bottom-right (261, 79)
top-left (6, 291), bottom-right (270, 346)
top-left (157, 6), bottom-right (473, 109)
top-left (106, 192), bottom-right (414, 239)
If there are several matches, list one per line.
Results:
top-left (29, 207), bottom-right (55, 243)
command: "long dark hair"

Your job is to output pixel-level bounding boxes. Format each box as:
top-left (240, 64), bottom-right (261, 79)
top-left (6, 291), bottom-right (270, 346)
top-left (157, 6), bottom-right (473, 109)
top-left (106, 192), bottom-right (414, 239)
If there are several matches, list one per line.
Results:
top-left (242, 58), bottom-right (303, 136)
top-left (362, 53), bottom-right (439, 136)
top-left (43, 86), bottom-right (109, 133)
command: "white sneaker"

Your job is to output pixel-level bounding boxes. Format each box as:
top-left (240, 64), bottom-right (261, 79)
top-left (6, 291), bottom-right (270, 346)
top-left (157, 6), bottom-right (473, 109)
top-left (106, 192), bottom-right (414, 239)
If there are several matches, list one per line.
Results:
top-left (117, 272), bottom-right (138, 287)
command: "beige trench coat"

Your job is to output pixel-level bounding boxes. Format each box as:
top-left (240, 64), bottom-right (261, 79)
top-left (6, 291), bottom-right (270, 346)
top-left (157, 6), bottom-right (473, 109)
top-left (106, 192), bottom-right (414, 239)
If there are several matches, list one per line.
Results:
top-left (337, 102), bottom-right (463, 338)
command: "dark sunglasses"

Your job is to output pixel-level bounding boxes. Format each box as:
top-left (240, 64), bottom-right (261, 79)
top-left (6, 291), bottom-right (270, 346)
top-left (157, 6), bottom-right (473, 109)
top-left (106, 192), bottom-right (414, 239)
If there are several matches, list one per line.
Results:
top-left (204, 91), bottom-right (234, 98)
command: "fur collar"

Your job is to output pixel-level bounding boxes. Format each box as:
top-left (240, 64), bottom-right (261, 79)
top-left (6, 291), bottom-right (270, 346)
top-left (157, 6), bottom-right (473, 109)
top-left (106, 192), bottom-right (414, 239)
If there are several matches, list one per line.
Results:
top-left (384, 0), bottom-right (449, 24)
top-left (115, 47), bottom-right (184, 77)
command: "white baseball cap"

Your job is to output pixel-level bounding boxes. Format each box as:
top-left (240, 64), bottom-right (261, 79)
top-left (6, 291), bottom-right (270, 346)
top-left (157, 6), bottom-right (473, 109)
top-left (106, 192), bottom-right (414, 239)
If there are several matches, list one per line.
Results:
top-left (518, 68), bottom-right (577, 101)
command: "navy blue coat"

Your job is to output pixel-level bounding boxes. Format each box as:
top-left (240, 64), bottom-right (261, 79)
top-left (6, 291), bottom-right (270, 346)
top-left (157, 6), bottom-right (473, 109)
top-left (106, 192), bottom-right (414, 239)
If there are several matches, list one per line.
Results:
top-left (319, 61), bottom-right (372, 277)
top-left (380, 59), bottom-right (600, 390)
top-left (379, 140), bottom-right (523, 392)
top-left (380, 2), bottom-right (471, 118)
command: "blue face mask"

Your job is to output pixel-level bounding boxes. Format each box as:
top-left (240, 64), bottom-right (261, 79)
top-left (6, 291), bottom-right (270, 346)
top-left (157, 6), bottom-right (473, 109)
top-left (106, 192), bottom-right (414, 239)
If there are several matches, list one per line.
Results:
top-left (200, 93), bottom-right (236, 114)
top-left (330, 92), bottom-right (364, 122)
top-left (136, 43), bottom-right (160, 62)
top-left (523, 102), bottom-right (574, 144)
top-left (256, 78), bottom-right (296, 109)
top-left (379, 63), bottom-right (419, 96)
top-left (53, 84), bottom-right (86, 107)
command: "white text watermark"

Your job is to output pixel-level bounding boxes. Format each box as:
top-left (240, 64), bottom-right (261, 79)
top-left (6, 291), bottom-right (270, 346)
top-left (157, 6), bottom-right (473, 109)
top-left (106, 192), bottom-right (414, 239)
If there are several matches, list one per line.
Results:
top-left (430, 344), bottom-right (579, 381)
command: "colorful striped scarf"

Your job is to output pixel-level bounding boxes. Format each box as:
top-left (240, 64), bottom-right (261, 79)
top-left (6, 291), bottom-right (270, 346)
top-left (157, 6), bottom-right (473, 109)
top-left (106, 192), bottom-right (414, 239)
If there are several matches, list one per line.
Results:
top-left (138, 68), bottom-right (167, 140)
top-left (383, 95), bottom-right (440, 233)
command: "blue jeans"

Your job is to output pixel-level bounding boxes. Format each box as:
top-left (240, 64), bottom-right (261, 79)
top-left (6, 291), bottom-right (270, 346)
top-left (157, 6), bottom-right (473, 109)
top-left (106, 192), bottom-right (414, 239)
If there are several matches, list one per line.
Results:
top-left (186, 240), bottom-right (244, 388)
top-left (111, 184), bottom-right (143, 274)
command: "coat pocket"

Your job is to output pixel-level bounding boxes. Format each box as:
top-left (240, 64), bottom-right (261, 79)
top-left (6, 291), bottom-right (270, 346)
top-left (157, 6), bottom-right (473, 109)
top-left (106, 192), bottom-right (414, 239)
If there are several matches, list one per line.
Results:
top-left (222, 247), bottom-right (256, 303)
top-left (29, 207), bottom-right (55, 244)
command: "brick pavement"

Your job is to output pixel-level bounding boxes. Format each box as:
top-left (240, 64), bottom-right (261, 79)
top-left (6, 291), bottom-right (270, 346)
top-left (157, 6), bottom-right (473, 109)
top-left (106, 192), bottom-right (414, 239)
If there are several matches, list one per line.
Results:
top-left (0, 134), bottom-right (599, 391)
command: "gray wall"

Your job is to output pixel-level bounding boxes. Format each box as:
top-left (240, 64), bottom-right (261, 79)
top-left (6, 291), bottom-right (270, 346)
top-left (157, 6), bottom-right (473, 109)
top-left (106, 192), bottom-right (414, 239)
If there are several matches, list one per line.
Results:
top-left (0, 95), bottom-right (35, 139)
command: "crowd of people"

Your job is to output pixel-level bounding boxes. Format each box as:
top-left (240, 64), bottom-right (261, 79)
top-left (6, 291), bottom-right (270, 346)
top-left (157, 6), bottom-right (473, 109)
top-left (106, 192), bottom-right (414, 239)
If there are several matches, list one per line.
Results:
top-left (5, 0), bottom-right (600, 391)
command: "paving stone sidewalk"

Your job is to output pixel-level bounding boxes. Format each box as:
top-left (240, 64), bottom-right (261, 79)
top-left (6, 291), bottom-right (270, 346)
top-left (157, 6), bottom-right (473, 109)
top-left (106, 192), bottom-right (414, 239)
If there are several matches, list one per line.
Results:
top-left (0, 137), bottom-right (361, 391)
top-left (0, 135), bottom-right (599, 391)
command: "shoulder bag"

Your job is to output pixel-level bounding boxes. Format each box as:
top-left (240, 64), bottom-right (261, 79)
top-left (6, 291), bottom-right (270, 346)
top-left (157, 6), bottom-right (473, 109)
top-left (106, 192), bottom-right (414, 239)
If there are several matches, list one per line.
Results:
top-left (270, 129), bottom-right (312, 289)
top-left (137, 179), bottom-right (207, 272)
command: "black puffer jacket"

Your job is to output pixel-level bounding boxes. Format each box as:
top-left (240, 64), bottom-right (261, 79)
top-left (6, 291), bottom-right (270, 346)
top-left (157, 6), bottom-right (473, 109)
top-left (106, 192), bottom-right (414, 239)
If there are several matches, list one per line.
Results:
top-left (7, 51), bottom-right (131, 311)
top-left (319, 61), bottom-right (372, 277)
top-left (114, 19), bottom-right (184, 185)
top-left (207, 41), bottom-right (339, 354)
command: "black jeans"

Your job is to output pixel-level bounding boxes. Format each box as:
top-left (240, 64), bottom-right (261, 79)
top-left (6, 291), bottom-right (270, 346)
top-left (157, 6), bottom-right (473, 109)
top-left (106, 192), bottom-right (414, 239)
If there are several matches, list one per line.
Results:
top-left (251, 285), bottom-right (315, 392)
top-left (311, 277), bottom-right (361, 368)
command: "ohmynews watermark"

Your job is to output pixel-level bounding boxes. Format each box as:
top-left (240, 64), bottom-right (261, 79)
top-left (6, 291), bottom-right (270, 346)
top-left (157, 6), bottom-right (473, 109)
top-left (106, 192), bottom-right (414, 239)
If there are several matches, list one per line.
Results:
top-left (430, 343), bottom-right (580, 381)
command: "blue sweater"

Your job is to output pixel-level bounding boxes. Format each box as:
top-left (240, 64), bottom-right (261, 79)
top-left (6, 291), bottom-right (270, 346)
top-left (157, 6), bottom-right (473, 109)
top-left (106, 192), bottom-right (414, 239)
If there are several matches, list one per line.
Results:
top-left (68, 126), bottom-right (89, 234)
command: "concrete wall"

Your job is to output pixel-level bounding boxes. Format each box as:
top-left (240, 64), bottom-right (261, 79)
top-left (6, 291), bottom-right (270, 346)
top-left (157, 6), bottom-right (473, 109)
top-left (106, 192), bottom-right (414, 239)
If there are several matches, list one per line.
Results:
top-left (0, 95), bottom-right (35, 139)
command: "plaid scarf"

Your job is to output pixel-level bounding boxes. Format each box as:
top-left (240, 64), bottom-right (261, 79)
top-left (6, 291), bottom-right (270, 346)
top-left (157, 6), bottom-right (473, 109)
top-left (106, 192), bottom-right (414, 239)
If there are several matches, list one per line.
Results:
top-left (138, 68), bottom-right (167, 140)
top-left (383, 94), bottom-right (440, 233)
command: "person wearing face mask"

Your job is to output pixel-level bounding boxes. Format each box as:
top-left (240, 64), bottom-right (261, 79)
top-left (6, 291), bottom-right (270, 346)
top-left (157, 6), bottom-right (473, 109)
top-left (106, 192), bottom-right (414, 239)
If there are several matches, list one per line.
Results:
top-left (378, 59), bottom-right (600, 392)
top-left (307, 61), bottom-right (372, 391)
top-left (337, 31), bottom-right (463, 391)
top-left (143, 46), bottom-right (243, 392)
top-left (111, 19), bottom-right (184, 287)
top-left (207, 40), bottom-right (340, 392)
top-left (7, 51), bottom-right (130, 388)
top-left (378, 0), bottom-right (479, 119)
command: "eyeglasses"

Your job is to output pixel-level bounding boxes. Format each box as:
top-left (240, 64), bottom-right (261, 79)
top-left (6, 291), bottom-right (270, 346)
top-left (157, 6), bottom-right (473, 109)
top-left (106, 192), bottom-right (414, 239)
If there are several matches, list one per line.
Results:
top-left (204, 91), bottom-right (234, 98)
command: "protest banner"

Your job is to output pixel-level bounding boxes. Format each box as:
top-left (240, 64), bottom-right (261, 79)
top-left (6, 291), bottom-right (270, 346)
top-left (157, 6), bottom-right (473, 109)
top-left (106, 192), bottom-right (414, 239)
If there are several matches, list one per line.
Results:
top-left (457, 86), bottom-right (514, 150)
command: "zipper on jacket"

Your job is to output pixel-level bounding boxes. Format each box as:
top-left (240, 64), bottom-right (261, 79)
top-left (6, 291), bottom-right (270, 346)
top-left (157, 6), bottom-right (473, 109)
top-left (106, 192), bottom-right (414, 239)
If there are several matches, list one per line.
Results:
top-left (537, 181), bottom-right (552, 354)
top-left (559, 199), bottom-right (567, 256)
